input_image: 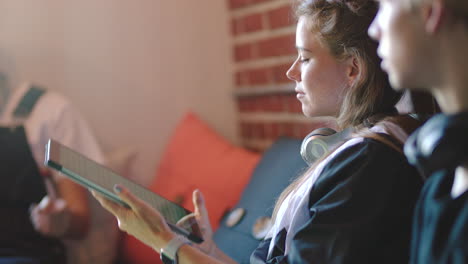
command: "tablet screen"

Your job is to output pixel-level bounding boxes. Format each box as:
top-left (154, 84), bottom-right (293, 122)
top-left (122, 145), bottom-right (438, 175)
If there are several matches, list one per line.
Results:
top-left (45, 139), bottom-right (203, 243)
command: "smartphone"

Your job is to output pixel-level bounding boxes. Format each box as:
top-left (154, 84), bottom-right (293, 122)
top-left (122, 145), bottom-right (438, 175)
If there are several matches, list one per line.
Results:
top-left (44, 139), bottom-right (203, 243)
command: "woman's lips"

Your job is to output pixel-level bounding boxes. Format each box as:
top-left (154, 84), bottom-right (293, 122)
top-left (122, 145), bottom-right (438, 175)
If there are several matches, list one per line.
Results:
top-left (296, 90), bottom-right (305, 99)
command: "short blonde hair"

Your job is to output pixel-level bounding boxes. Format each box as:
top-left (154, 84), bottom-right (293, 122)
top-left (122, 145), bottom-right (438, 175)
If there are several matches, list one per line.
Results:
top-left (410, 0), bottom-right (468, 21)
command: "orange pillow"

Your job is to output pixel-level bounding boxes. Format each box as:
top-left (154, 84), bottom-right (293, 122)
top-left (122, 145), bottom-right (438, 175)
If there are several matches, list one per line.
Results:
top-left (120, 112), bottom-right (260, 264)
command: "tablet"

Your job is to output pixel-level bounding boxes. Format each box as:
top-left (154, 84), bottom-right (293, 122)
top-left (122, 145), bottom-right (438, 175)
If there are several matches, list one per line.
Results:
top-left (44, 139), bottom-right (203, 243)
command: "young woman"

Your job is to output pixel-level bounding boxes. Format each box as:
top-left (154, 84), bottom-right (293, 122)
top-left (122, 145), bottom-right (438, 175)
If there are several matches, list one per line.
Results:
top-left (369, 0), bottom-right (468, 262)
top-left (94, 0), bottom-right (423, 263)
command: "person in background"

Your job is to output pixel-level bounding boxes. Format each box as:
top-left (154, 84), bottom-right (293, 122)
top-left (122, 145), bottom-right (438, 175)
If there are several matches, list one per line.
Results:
top-left (93, 0), bottom-right (425, 263)
top-left (368, 0), bottom-right (468, 263)
top-left (0, 78), bottom-right (106, 264)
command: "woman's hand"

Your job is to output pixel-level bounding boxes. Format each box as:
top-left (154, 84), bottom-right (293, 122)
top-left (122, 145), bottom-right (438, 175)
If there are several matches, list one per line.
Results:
top-left (30, 195), bottom-right (71, 237)
top-left (176, 190), bottom-right (217, 255)
top-left (177, 190), bottom-right (232, 262)
top-left (91, 185), bottom-right (176, 252)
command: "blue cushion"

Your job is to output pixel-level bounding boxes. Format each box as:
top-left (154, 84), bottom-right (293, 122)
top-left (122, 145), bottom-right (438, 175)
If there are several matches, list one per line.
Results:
top-left (213, 137), bottom-right (307, 263)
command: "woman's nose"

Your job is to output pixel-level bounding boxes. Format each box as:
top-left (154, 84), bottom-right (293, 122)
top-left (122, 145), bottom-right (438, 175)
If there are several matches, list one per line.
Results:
top-left (286, 59), bottom-right (301, 82)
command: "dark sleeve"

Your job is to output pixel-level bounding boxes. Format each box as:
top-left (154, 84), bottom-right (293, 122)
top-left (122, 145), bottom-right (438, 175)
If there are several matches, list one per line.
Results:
top-left (409, 172), bottom-right (468, 264)
top-left (409, 173), bottom-right (429, 264)
top-left (286, 139), bottom-right (422, 264)
top-left (250, 238), bottom-right (286, 264)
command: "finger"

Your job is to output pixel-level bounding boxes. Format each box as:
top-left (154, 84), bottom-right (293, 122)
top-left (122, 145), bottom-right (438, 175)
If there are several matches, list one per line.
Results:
top-left (40, 198), bottom-right (67, 215)
top-left (37, 196), bottom-right (55, 213)
top-left (193, 190), bottom-right (211, 224)
top-left (29, 205), bottom-right (49, 234)
top-left (92, 190), bottom-right (127, 217)
top-left (52, 198), bottom-right (67, 212)
top-left (29, 203), bottom-right (38, 214)
top-left (192, 190), bottom-right (213, 238)
top-left (113, 184), bottom-right (149, 214)
top-left (29, 203), bottom-right (39, 224)
top-left (176, 213), bottom-right (197, 229)
top-left (42, 171), bottom-right (58, 199)
top-left (114, 185), bottom-right (170, 230)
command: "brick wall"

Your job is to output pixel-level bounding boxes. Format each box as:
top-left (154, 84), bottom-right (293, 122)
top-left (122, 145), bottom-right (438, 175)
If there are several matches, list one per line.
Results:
top-left (228, 0), bottom-right (335, 151)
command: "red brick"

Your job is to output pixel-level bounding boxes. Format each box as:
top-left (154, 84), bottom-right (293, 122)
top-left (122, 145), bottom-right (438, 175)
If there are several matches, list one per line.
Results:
top-left (268, 123), bottom-right (281, 139)
top-left (297, 121), bottom-right (333, 138)
top-left (280, 122), bottom-right (295, 137)
top-left (242, 13), bottom-right (264, 33)
top-left (286, 94), bottom-right (303, 113)
top-left (246, 68), bottom-right (271, 85)
top-left (254, 96), bottom-right (265, 111)
top-left (250, 122), bottom-right (264, 138)
top-left (267, 95), bottom-right (283, 112)
top-left (250, 97), bottom-right (260, 112)
top-left (251, 0), bottom-right (273, 4)
top-left (267, 5), bottom-right (294, 29)
top-left (240, 97), bottom-right (253, 112)
top-left (258, 34), bottom-right (296, 58)
top-left (246, 123), bottom-right (255, 138)
top-left (236, 71), bottom-right (249, 86)
top-left (271, 63), bottom-right (293, 83)
top-left (229, 0), bottom-right (250, 9)
top-left (229, 0), bottom-right (274, 9)
top-left (279, 94), bottom-right (291, 111)
top-left (234, 43), bottom-right (254, 62)
top-left (240, 122), bottom-right (251, 138)
top-left (260, 123), bottom-right (268, 139)
top-left (237, 98), bottom-right (247, 112)
top-left (297, 123), bottom-right (314, 138)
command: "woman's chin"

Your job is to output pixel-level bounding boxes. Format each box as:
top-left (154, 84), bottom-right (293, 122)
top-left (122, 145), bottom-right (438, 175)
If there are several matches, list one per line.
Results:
top-left (303, 107), bottom-right (336, 119)
top-left (302, 108), bottom-right (320, 118)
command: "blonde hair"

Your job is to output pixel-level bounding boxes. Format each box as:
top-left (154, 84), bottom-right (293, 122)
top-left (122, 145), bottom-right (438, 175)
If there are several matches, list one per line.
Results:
top-left (410, 0), bottom-right (468, 23)
top-left (272, 0), bottom-right (404, 221)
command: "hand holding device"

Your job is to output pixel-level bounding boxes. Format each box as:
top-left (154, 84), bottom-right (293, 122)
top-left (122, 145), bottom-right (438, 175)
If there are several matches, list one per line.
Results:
top-left (44, 139), bottom-right (203, 243)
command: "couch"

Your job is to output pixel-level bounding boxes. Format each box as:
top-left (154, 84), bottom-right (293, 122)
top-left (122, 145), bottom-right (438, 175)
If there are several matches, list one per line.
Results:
top-left (117, 112), bottom-right (307, 264)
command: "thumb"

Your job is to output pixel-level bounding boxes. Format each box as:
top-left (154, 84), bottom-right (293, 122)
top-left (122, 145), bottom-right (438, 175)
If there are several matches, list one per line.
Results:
top-left (193, 190), bottom-right (212, 228)
top-left (37, 196), bottom-right (54, 213)
top-left (38, 196), bottom-right (67, 214)
top-left (52, 198), bottom-right (67, 212)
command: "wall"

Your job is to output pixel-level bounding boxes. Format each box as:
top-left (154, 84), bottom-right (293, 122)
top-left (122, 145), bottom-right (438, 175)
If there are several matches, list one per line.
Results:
top-left (0, 0), bottom-right (236, 185)
top-left (227, 0), bottom-right (335, 151)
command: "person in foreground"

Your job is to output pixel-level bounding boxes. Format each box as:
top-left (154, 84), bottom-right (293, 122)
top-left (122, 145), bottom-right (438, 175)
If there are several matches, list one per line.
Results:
top-left (368, 0), bottom-right (468, 263)
top-left (94, 0), bottom-right (424, 263)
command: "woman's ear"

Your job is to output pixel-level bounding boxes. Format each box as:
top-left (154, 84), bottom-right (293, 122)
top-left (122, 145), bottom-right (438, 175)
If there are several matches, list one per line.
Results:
top-left (346, 56), bottom-right (360, 86)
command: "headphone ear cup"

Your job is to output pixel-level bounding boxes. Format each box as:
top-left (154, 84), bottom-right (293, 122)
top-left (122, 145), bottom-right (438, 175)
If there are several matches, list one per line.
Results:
top-left (301, 128), bottom-right (337, 165)
top-left (301, 136), bottom-right (329, 165)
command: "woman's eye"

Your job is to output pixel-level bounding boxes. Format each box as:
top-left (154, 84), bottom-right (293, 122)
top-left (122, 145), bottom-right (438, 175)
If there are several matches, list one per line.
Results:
top-left (300, 57), bottom-right (310, 63)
